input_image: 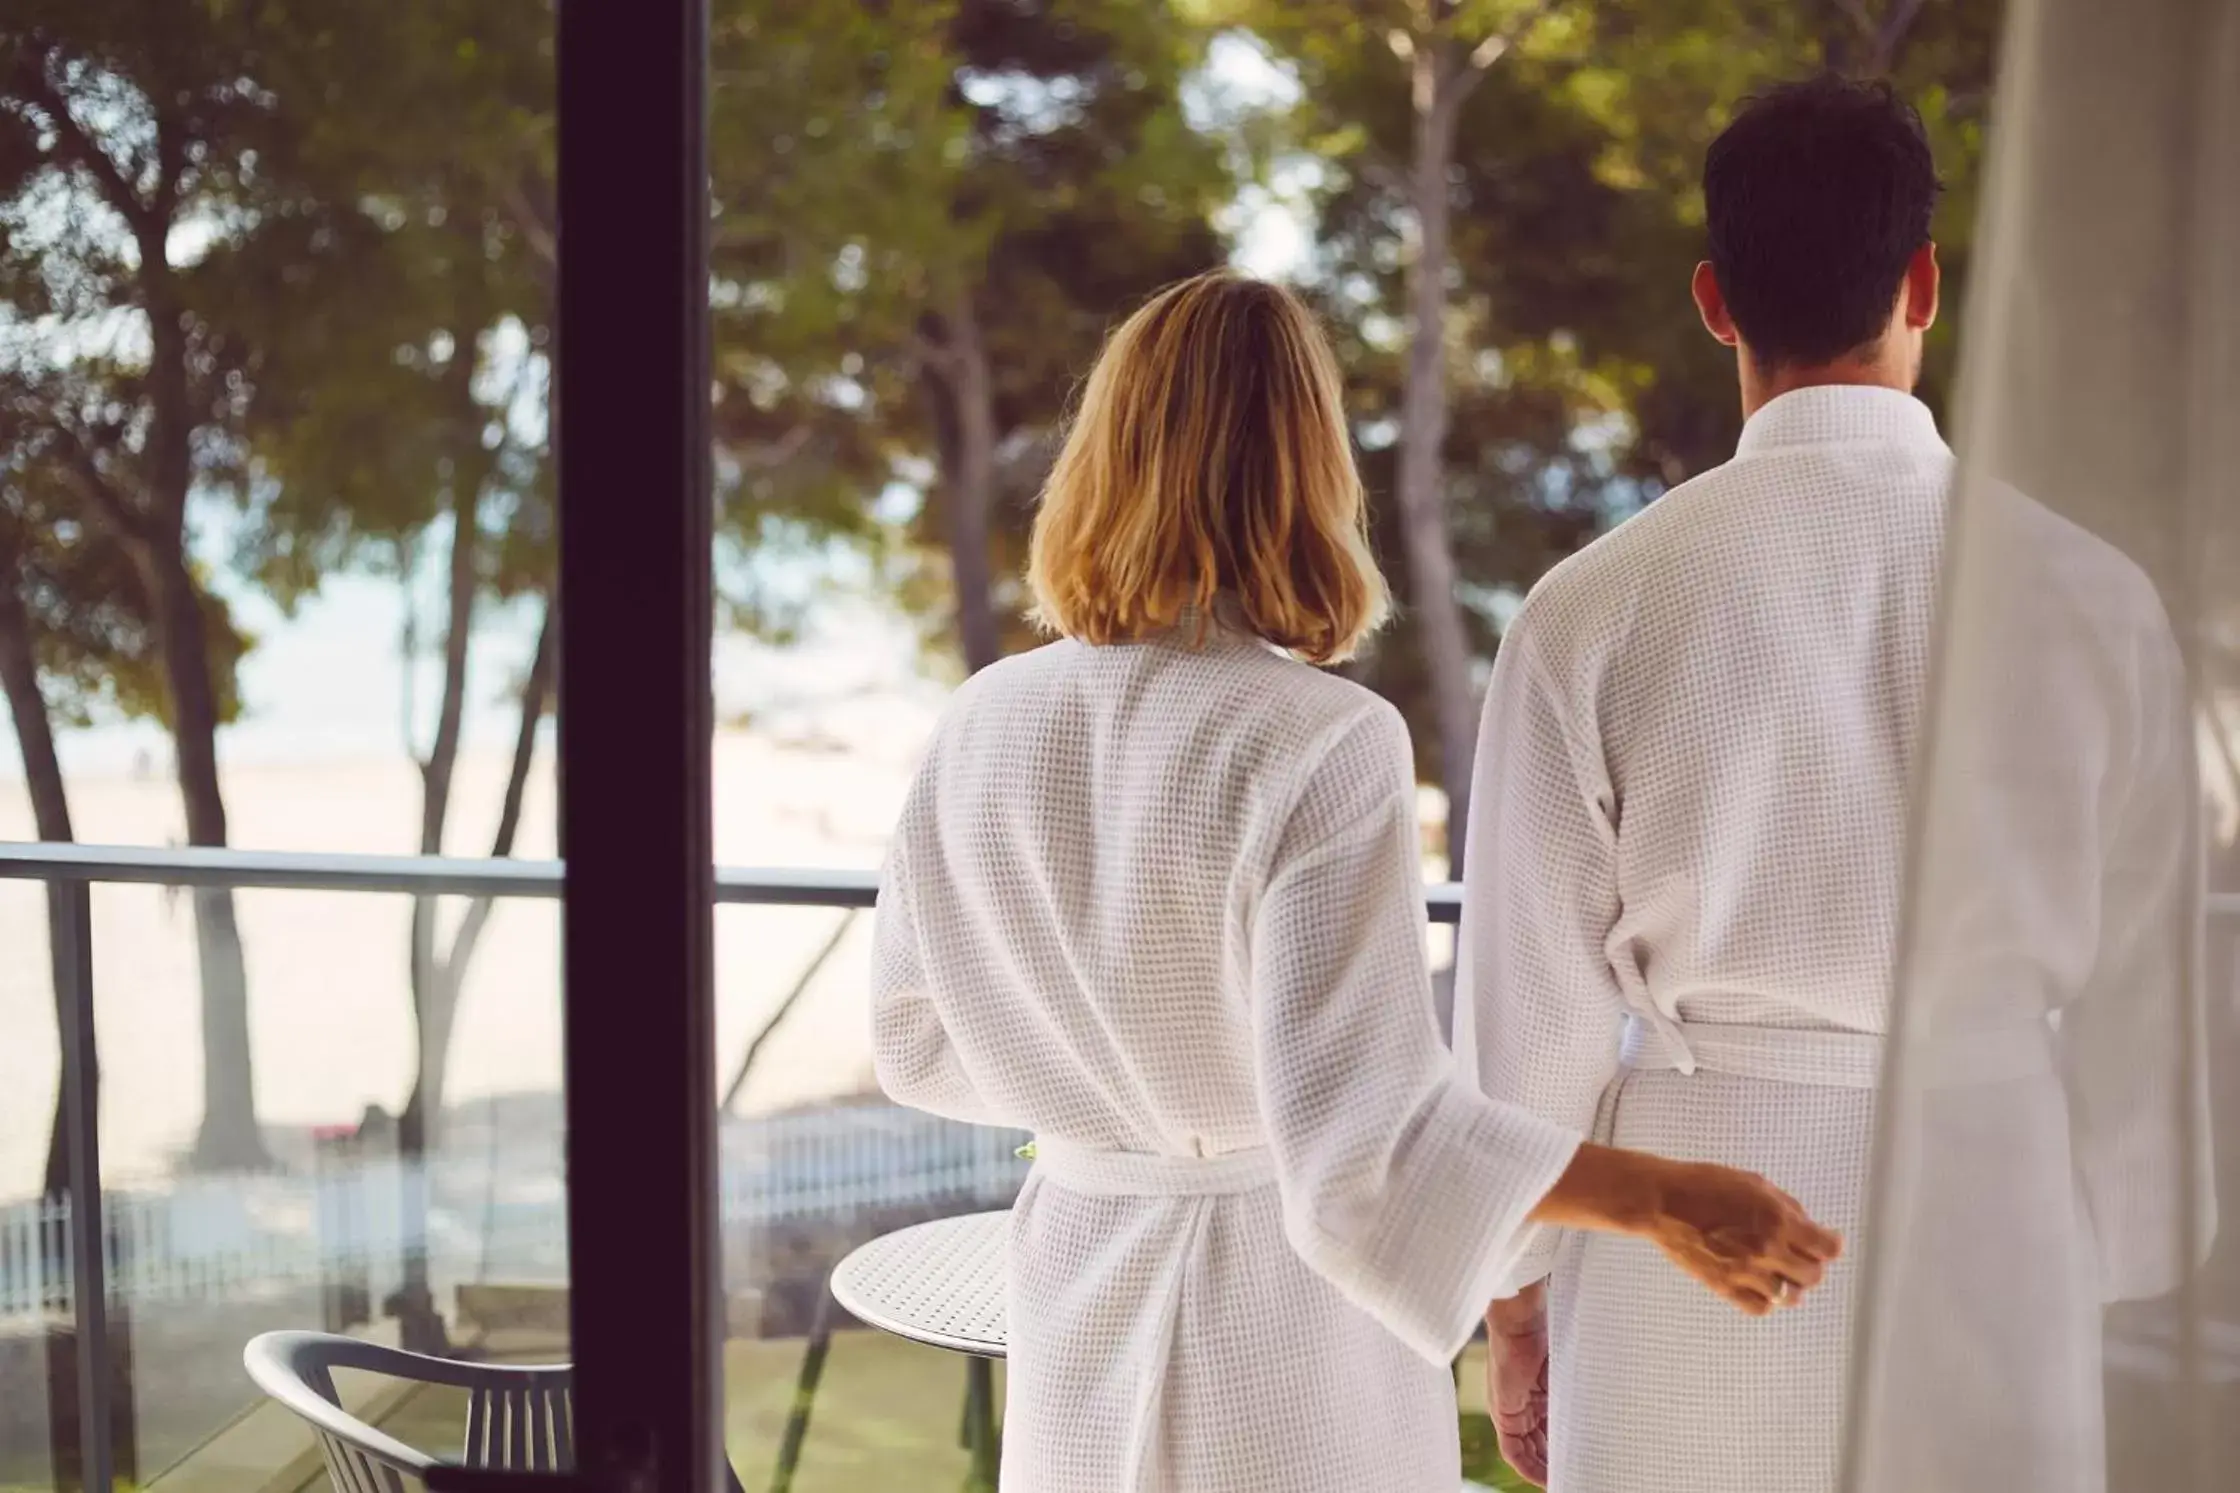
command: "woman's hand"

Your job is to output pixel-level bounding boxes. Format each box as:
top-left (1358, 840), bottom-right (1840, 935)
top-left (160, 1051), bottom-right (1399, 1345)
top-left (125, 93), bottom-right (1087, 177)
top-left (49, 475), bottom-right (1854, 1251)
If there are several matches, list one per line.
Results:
top-left (1638, 1157), bottom-right (1839, 1315)
top-left (1529, 1142), bottom-right (1841, 1316)
top-left (1485, 1286), bottom-right (1552, 1487)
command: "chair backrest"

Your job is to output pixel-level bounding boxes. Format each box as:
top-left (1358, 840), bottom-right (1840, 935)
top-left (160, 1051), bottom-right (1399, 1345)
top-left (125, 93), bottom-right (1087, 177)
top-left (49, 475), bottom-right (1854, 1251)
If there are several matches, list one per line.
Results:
top-left (245, 1331), bottom-right (574, 1493)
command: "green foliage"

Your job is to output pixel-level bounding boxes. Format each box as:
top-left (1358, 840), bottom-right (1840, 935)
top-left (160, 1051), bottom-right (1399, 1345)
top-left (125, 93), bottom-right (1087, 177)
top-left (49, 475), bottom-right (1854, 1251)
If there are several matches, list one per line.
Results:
top-left (1459, 1409), bottom-right (1538, 1490)
top-left (2, 0), bottom-right (557, 689)
top-left (1217, 0), bottom-right (2000, 765)
top-left (208, 0), bottom-right (558, 612)
top-left (0, 370), bottom-right (250, 727)
top-left (708, 0), bottom-right (1233, 665)
top-left (0, 0), bottom-right (371, 707)
top-left (0, 0), bottom-right (2004, 776)
top-left (0, 461), bottom-right (168, 728)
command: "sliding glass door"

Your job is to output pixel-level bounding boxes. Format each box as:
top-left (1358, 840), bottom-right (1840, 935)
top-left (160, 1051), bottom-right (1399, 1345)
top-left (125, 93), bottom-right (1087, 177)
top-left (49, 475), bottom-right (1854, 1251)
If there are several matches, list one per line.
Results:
top-left (0, 2), bottom-right (728, 1491)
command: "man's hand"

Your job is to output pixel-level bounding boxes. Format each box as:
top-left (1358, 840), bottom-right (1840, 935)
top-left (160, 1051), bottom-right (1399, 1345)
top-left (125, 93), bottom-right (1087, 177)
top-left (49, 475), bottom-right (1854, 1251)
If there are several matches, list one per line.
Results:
top-left (1486, 1286), bottom-right (1552, 1487)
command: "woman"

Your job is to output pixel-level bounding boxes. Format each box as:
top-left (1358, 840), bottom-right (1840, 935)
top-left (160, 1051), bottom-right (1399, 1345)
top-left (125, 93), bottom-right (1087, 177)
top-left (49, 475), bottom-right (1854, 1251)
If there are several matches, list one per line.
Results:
top-left (870, 270), bottom-right (1837, 1493)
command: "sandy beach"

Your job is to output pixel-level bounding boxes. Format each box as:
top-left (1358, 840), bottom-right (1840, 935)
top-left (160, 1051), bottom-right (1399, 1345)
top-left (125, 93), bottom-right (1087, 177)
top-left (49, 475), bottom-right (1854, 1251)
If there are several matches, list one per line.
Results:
top-left (0, 698), bottom-right (941, 1200)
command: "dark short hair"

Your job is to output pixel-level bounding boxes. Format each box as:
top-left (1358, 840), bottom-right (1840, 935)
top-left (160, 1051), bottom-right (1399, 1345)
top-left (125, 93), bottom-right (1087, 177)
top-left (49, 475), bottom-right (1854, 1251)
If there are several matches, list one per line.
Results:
top-left (1703, 76), bottom-right (1942, 368)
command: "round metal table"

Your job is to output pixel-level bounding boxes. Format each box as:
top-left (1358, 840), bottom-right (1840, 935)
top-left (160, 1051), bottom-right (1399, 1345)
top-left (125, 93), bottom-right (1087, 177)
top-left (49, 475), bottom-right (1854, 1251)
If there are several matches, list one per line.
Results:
top-left (831, 1210), bottom-right (1009, 1487)
top-left (831, 1209), bottom-right (1008, 1356)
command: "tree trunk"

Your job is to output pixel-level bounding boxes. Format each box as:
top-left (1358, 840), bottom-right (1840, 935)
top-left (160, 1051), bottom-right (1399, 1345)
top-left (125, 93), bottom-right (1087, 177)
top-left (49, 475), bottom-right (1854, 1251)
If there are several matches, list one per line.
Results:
top-left (0, 581), bottom-right (84, 1202)
top-left (1866, 0), bottom-right (1928, 74)
top-left (406, 594), bottom-right (554, 1139)
top-left (125, 234), bottom-right (269, 1173)
top-left (937, 293), bottom-right (1003, 675)
top-left (404, 455), bottom-right (484, 1153)
top-left (720, 910), bottom-right (856, 1114)
top-left (383, 597), bottom-right (552, 1353)
top-left (1395, 44), bottom-right (1482, 873)
top-left (391, 344), bottom-right (502, 1351)
top-left (147, 555), bottom-right (269, 1172)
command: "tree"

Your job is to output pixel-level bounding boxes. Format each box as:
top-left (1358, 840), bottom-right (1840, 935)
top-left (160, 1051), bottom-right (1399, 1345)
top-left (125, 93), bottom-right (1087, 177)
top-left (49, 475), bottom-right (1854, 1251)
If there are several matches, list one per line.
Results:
top-left (0, 447), bottom-right (172, 1203)
top-left (1238, 0), bottom-right (1999, 853)
top-left (712, 0), bottom-right (1232, 675)
top-left (199, 0), bottom-right (559, 1346)
top-left (2, 0), bottom-right (570, 1179)
top-left (1384, 1), bottom-right (1569, 870)
top-left (0, 2), bottom-right (366, 1169)
top-left (1220, 0), bottom-right (1577, 867)
top-left (220, 0), bottom-right (559, 1167)
top-left (1537, 0), bottom-right (1994, 484)
top-left (1820, 0), bottom-right (1930, 75)
top-left (222, 200), bottom-right (557, 1342)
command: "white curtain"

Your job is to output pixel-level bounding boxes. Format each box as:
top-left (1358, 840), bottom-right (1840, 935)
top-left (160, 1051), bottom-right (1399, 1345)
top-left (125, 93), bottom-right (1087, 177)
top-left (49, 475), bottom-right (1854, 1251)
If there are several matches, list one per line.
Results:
top-left (1845, 0), bottom-right (2240, 1488)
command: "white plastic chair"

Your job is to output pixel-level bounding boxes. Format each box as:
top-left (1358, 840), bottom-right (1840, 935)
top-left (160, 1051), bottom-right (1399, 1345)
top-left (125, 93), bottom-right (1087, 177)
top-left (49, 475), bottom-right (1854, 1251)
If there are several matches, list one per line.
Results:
top-left (245, 1328), bottom-right (763, 1493)
top-left (245, 1330), bottom-right (577, 1492)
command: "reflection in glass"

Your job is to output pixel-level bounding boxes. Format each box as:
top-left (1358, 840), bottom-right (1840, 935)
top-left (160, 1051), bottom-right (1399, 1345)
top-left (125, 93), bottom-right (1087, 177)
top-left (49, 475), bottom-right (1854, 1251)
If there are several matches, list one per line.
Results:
top-left (1, 1), bottom-right (559, 1485)
top-left (1850, 0), bottom-right (2239, 1488)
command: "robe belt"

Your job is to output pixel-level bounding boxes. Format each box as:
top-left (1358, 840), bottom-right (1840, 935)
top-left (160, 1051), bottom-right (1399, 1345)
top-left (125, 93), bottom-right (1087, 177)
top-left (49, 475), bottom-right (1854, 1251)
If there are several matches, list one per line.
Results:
top-left (1028, 1138), bottom-right (1272, 1491)
top-left (1031, 1138), bottom-right (1277, 1196)
top-left (1620, 1014), bottom-right (2055, 1089)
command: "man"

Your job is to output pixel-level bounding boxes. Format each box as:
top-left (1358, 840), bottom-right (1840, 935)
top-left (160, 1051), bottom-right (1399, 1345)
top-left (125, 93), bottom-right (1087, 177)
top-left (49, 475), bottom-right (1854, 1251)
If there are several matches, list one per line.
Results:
top-left (1452, 76), bottom-right (1947, 1492)
top-left (1457, 67), bottom-right (2212, 1493)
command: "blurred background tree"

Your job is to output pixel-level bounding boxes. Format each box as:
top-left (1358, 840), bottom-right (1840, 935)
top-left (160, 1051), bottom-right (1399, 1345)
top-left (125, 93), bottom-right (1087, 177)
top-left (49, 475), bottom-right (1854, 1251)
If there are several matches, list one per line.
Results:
top-left (0, 0), bottom-right (2006, 1156)
top-left (711, 0), bottom-right (1231, 676)
top-left (0, 0), bottom-right (352, 1170)
top-left (1221, 0), bottom-right (1999, 859)
top-left (0, 433), bottom-right (170, 1207)
top-left (0, 0), bottom-right (2013, 1479)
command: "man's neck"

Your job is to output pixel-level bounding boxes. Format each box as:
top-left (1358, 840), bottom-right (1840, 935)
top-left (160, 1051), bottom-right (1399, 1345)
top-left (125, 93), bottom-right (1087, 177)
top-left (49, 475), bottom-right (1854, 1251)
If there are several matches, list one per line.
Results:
top-left (1738, 356), bottom-right (1913, 422)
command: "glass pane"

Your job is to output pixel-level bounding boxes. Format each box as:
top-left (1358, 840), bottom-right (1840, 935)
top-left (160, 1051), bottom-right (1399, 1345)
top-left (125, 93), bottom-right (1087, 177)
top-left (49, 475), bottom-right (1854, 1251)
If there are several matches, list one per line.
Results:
top-left (1849, 0), bottom-right (2239, 1487)
top-left (701, 4), bottom-right (2007, 1490)
top-left (0, 879), bottom-right (62, 1493)
top-left (706, 3), bottom-right (1228, 1479)
top-left (714, 899), bottom-right (1023, 1489)
top-left (0, 1), bottom-right (560, 1486)
top-left (94, 884), bottom-right (566, 1480)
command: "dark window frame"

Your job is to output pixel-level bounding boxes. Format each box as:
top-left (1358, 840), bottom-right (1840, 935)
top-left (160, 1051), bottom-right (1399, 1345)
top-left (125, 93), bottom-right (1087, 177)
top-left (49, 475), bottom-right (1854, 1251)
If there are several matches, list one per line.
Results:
top-left (549, 1), bottom-right (721, 1489)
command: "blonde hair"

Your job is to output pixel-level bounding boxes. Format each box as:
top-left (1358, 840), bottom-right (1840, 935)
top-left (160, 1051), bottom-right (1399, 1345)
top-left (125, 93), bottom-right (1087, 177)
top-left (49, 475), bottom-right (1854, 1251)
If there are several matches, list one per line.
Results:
top-left (1026, 270), bottom-right (1390, 665)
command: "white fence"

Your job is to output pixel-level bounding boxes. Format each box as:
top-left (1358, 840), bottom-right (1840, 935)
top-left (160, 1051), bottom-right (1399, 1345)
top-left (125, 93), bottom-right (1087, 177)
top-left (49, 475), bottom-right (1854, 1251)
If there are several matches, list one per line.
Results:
top-left (723, 1101), bottom-right (1029, 1221)
top-left (0, 1104), bottom-right (1030, 1327)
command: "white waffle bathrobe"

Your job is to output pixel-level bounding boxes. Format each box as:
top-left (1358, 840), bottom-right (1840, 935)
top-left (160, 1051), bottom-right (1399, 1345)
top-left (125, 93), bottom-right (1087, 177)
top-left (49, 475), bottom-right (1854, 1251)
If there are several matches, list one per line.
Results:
top-left (1453, 387), bottom-right (1953, 1491)
top-left (872, 623), bottom-right (1580, 1493)
top-left (1456, 384), bottom-right (2194, 1493)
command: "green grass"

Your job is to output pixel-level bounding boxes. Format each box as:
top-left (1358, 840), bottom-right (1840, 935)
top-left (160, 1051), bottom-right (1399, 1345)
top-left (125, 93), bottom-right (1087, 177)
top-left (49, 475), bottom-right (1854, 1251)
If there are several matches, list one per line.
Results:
top-left (428, 1333), bottom-right (1518, 1492)
top-left (723, 1333), bottom-right (1000, 1491)
top-left (1458, 1413), bottom-right (1536, 1491)
top-left (328, 1334), bottom-right (997, 1493)
top-left (1454, 1343), bottom-right (1536, 1491)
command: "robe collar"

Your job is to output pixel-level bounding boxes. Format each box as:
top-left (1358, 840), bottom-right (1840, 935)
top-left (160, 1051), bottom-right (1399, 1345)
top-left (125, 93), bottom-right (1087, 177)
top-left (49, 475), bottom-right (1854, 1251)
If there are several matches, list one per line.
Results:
top-left (1734, 383), bottom-right (1949, 459)
top-left (1163, 596), bottom-right (1294, 660)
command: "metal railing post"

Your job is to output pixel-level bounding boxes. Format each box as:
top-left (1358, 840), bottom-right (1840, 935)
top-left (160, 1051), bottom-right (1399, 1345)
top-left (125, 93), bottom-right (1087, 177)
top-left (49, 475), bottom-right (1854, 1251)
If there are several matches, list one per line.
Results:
top-left (56, 878), bottom-right (115, 1493)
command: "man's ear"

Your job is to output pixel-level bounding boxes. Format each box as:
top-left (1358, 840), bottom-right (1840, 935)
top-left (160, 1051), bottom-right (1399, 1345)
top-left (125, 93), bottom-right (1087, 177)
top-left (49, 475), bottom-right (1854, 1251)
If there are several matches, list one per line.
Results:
top-left (1903, 242), bottom-right (1941, 332)
top-left (1693, 261), bottom-right (1739, 347)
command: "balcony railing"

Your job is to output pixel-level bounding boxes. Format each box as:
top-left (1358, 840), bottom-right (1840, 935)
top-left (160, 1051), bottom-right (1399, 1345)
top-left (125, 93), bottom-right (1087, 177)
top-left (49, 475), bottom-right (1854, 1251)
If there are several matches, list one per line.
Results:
top-left (0, 840), bottom-right (1470, 915)
top-left (15, 839), bottom-right (2222, 1484)
top-left (0, 838), bottom-right (1464, 1487)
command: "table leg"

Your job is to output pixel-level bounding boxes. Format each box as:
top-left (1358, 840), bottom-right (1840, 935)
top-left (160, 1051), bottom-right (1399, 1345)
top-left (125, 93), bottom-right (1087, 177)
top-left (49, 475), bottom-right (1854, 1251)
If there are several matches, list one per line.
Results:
top-left (961, 1355), bottom-right (998, 1491)
top-left (769, 1290), bottom-right (835, 1493)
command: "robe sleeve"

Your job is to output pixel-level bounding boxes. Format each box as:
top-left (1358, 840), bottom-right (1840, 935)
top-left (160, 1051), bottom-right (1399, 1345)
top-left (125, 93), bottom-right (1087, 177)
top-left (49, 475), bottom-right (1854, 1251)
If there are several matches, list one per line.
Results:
top-left (870, 816), bottom-right (1001, 1125)
top-left (1251, 702), bottom-right (1581, 1366)
top-left (2057, 612), bottom-right (2216, 1300)
top-left (1454, 611), bottom-right (1628, 1298)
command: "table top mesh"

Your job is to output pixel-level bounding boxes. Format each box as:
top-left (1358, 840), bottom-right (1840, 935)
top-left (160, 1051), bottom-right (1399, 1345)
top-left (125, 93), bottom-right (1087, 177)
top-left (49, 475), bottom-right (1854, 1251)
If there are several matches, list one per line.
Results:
top-left (829, 1209), bottom-right (1009, 1357)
